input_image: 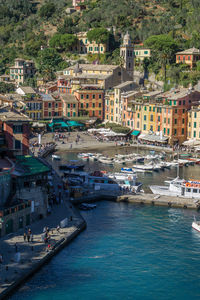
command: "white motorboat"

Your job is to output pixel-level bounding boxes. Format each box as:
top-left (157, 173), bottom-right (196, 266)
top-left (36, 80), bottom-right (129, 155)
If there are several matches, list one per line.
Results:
top-left (121, 168), bottom-right (136, 175)
top-left (98, 157), bottom-right (114, 165)
top-left (192, 217), bottom-right (200, 232)
top-left (52, 154), bottom-right (61, 160)
top-left (115, 159), bottom-right (126, 164)
top-left (132, 164), bottom-right (154, 171)
top-left (150, 177), bottom-right (200, 199)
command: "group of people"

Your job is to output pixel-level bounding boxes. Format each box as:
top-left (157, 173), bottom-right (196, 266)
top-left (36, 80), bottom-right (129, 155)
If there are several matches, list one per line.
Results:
top-left (23, 228), bottom-right (33, 243)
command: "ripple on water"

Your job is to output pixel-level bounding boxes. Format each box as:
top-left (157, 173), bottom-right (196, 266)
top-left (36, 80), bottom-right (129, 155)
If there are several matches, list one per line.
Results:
top-left (10, 202), bottom-right (200, 300)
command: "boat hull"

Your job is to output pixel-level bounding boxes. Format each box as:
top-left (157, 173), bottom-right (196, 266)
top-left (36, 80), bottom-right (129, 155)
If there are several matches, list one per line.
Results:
top-left (192, 222), bottom-right (200, 232)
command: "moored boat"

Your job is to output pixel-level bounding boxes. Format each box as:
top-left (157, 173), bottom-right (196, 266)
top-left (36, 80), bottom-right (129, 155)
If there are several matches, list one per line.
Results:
top-left (192, 217), bottom-right (200, 232)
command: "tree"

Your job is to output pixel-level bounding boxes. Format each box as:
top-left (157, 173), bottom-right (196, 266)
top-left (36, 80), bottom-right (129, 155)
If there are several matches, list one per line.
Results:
top-left (36, 48), bottom-right (63, 80)
top-left (38, 2), bottom-right (56, 19)
top-left (0, 82), bottom-right (15, 93)
top-left (144, 34), bottom-right (179, 81)
top-left (49, 34), bottom-right (78, 52)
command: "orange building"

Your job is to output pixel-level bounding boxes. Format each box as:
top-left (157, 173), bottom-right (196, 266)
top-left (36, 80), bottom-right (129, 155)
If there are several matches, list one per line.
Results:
top-left (41, 94), bottom-right (63, 119)
top-left (74, 87), bottom-right (104, 119)
top-left (176, 48), bottom-right (200, 68)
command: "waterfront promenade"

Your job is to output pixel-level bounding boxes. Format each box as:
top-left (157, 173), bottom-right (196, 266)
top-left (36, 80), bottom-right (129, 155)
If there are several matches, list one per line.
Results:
top-left (0, 167), bottom-right (86, 299)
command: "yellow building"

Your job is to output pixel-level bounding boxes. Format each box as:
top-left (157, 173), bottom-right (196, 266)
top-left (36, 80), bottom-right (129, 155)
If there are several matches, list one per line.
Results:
top-left (188, 106), bottom-right (200, 140)
top-left (76, 32), bottom-right (107, 54)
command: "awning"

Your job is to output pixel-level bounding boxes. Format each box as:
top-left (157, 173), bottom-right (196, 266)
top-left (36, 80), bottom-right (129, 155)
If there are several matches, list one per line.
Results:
top-left (182, 139), bottom-right (200, 146)
top-left (66, 121), bottom-right (84, 127)
top-left (131, 130), bottom-right (140, 136)
top-left (48, 121), bottom-right (69, 128)
top-left (138, 133), bottom-right (168, 143)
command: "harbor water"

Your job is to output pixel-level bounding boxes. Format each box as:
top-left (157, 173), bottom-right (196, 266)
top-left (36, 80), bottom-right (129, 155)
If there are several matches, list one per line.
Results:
top-left (10, 149), bottom-right (200, 299)
top-left (11, 201), bottom-right (200, 300)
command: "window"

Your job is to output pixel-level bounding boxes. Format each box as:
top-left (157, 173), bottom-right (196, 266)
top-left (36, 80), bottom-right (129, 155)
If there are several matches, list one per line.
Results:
top-left (194, 112), bottom-right (197, 118)
top-left (193, 189), bottom-right (198, 193)
top-left (183, 109), bottom-right (185, 113)
top-left (182, 128), bottom-right (184, 134)
top-left (81, 103), bottom-right (84, 108)
top-left (48, 103), bottom-right (51, 108)
top-left (99, 94), bottom-right (102, 99)
top-left (111, 116), bottom-right (113, 121)
top-left (164, 118), bottom-right (166, 123)
top-left (137, 121), bottom-right (140, 128)
top-left (174, 119), bottom-right (177, 124)
top-left (99, 103), bottom-right (101, 108)
top-left (167, 129), bottom-right (170, 135)
top-left (175, 109), bottom-right (177, 113)
top-left (150, 115), bottom-right (153, 121)
top-left (174, 101), bottom-right (176, 106)
top-left (15, 139), bottom-right (21, 150)
top-left (137, 113), bottom-right (140, 118)
top-left (48, 112), bottom-right (51, 117)
top-left (81, 94), bottom-right (84, 99)
top-left (73, 104), bottom-right (76, 108)
top-left (67, 112), bottom-right (70, 117)
top-left (194, 122), bottom-right (197, 128)
top-left (149, 107), bottom-right (151, 111)
top-left (144, 115), bottom-right (146, 121)
top-left (164, 128), bottom-right (166, 134)
top-left (187, 188), bottom-right (191, 192)
top-left (127, 121), bottom-right (130, 126)
top-left (150, 125), bottom-right (153, 131)
top-left (86, 103), bottom-right (89, 108)
top-left (73, 112), bottom-right (76, 117)
top-left (86, 94), bottom-right (89, 99)
top-left (158, 116), bottom-right (160, 122)
top-left (182, 118), bottom-right (185, 124)
top-left (144, 51), bottom-right (148, 54)
top-left (158, 125), bottom-right (160, 131)
top-left (55, 103), bottom-right (58, 108)
top-left (179, 101), bottom-right (181, 105)
top-left (188, 56), bottom-right (190, 60)
top-left (99, 110), bottom-right (101, 115)
top-left (92, 94), bottom-right (95, 99)
top-left (68, 104), bottom-right (70, 108)
top-left (92, 103), bottom-right (95, 108)
top-left (194, 131), bottom-right (196, 138)
top-left (153, 107), bottom-right (155, 112)
top-left (13, 125), bottom-right (23, 133)
top-left (143, 124), bottom-right (146, 130)
top-left (174, 129), bottom-right (177, 135)
top-left (168, 118), bottom-right (170, 124)
top-left (183, 100), bottom-right (185, 105)
top-left (144, 106), bottom-right (147, 111)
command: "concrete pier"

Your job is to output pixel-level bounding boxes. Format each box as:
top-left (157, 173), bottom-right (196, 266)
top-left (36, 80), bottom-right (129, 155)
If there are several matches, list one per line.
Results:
top-left (116, 193), bottom-right (200, 209)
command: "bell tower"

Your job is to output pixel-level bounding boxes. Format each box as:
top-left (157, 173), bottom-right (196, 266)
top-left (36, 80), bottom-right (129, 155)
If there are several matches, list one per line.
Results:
top-left (120, 32), bottom-right (134, 79)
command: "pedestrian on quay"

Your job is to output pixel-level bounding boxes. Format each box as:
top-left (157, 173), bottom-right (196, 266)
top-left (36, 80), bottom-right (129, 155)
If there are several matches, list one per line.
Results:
top-left (56, 225), bottom-right (60, 233)
top-left (15, 243), bottom-right (18, 253)
top-left (27, 233), bottom-right (30, 243)
top-left (23, 232), bottom-right (27, 242)
top-left (70, 143), bottom-right (72, 149)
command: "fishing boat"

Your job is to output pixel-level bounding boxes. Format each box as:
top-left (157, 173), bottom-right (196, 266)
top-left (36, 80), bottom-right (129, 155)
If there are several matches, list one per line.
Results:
top-left (121, 167), bottom-right (136, 174)
top-left (150, 178), bottom-right (200, 199)
top-left (98, 157), bottom-right (114, 165)
top-left (52, 154), bottom-right (61, 160)
top-left (192, 217), bottom-right (200, 232)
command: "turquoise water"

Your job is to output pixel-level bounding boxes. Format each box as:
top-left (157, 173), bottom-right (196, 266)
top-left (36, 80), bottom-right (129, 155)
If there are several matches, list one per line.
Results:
top-left (11, 202), bottom-right (200, 300)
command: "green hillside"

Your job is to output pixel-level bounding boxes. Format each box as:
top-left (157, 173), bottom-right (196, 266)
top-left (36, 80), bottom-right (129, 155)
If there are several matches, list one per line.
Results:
top-left (1, 0), bottom-right (200, 86)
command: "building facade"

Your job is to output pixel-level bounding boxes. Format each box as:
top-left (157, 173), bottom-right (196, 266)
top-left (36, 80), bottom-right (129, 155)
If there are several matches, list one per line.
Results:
top-left (60, 94), bottom-right (79, 118)
top-left (188, 106), bottom-right (200, 140)
top-left (76, 32), bottom-right (108, 54)
top-left (74, 87), bottom-right (104, 119)
top-left (176, 48), bottom-right (200, 68)
top-left (10, 58), bottom-right (36, 85)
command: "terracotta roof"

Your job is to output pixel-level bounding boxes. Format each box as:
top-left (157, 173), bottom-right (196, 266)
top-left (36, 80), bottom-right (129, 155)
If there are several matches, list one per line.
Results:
top-left (65, 64), bottom-right (118, 72)
top-left (176, 48), bottom-right (200, 55)
top-left (60, 94), bottom-right (78, 103)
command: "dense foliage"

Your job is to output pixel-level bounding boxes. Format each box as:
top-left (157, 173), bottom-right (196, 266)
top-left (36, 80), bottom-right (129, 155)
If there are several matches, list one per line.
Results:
top-left (1, 0), bottom-right (200, 85)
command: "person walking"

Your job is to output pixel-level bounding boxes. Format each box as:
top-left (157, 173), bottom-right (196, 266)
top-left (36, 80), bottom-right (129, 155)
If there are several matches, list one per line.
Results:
top-left (23, 232), bottom-right (27, 242)
top-left (30, 234), bottom-right (33, 243)
top-left (27, 233), bottom-right (30, 243)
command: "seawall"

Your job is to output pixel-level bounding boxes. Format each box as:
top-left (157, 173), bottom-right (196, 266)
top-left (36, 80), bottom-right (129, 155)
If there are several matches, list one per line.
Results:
top-left (0, 218), bottom-right (86, 300)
